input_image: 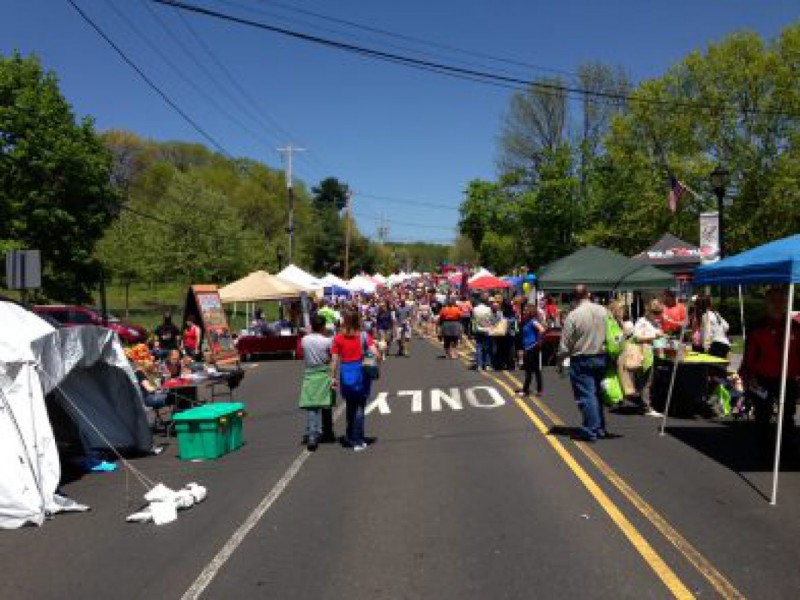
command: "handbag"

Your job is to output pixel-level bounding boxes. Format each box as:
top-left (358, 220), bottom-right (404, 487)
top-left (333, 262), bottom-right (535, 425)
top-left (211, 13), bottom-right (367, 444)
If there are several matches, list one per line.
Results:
top-left (621, 342), bottom-right (644, 370)
top-left (361, 332), bottom-right (380, 381)
top-left (489, 317), bottom-right (508, 337)
top-left (600, 370), bottom-right (624, 406)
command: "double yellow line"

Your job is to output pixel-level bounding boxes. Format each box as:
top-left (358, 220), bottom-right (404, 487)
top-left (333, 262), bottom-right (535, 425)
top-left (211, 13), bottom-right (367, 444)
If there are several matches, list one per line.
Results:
top-left (433, 335), bottom-right (743, 599)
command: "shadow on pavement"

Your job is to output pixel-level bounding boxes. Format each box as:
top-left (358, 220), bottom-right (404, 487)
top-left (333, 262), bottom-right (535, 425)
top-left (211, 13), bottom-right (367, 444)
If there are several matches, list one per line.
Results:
top-left (666, 421), bottom-right (800, 501)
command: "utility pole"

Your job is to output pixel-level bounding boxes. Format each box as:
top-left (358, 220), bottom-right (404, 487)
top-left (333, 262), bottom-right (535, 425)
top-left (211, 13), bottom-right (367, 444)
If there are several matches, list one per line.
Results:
top-left (377, 214), bottom-right (389, 245)
top-left (277, 144), bottom-right (305, 263)
top-left (344, 190), bottom-right (353, 280)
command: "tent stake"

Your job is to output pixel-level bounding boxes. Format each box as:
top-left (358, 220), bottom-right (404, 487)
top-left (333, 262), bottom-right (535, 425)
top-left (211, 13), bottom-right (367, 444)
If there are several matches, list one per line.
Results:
top-left (770, 282), bottom-right (795, 505)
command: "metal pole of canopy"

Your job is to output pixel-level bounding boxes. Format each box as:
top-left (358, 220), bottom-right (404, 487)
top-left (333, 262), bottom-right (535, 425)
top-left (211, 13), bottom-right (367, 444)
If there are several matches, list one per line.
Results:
top-left (770, 282), bottom-right (795, 505)
top-left (738, 285), bottom-right (746, 348)
top-left (659, 295), bottom-right (692, 436)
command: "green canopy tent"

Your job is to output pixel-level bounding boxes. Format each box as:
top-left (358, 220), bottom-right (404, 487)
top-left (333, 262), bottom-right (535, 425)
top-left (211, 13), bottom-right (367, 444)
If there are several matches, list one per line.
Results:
top-left (538, 246), bottom-right (675, 292)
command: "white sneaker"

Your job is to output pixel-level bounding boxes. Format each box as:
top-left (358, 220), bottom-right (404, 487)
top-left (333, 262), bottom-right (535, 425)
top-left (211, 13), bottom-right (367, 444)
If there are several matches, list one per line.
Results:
top-left (645, 409), bottom-right (663, 417)
top-left (353, 443), bottom-right (367, 452)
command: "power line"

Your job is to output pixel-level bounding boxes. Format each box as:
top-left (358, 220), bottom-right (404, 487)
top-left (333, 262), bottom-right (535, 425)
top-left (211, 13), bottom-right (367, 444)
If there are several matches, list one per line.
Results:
top-left (356, 192), bottom-right (459, 211)
top-left (352, 210), bottom-right (456, 231)
top-left (65, 0), bottom-right (233, 156)
top-left (104, 0), bottom-right (274, 150)
top-left (154, 0), bottom-right (800, 119)
top-left (171, 6), bottom-right (328, 178)
top-left (251, 0), bottom-right (578, 79)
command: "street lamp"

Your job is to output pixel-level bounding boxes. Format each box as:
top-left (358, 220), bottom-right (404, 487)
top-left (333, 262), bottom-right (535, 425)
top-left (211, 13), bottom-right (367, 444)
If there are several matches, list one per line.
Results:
top-left (277, 245), bottom-right (285, 272)
top-left (710, 165), bottom-right (729, 259)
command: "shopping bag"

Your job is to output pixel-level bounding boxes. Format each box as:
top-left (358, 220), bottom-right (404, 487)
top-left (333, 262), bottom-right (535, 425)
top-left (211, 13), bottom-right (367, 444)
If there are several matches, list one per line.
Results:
top-left (600, 370), bottom-right (624, 406)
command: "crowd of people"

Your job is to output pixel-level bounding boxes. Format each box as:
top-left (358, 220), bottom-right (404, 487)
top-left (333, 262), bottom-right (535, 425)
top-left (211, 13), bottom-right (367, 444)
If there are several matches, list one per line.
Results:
top-left (291, 276), bottom-right (797, 457)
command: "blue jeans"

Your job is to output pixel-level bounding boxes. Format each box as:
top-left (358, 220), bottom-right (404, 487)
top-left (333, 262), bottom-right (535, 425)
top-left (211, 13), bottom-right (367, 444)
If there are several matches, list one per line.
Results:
top-left (475, 332), bottom-right (492, 369)
top-left (305, 408), bottom-right (322, 441)
top-left (345, 398), bottom-right (366, 445)
top-left (569, 355), bottom-right (607, 440)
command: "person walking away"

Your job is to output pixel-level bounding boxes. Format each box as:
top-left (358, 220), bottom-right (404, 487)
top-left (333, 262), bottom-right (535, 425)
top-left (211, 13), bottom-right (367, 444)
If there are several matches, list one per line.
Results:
top-left (182, 315), bottom-right (201, 360)
top-left (661, 290), bottom-right (688, 337)
top-left (517, 303), bottom-right (545, 396)
top-left (472, 295), bottom-right (494, 370)
top-left (395, 299), bottom-right (413, 357)
top-left (417, 294), bottom-right (433, 337)
top-left (154, 311), bottom-right (181, 360)
top-left (558, 285), bottom-right (609, 441)
top-left (457, 295), bottom-right (473, 339)
top-left (299, 316), bottom-right (335, 451)
top-left (695, 294), bottom-right (731, 359)
top-left (375, 302), bottom-right (395, 357)
top-left (438, 299), bottom-right (463, 359)
top-left (488, 300), bottom-right (507, 370)
top-left (627, 300), bottom-right (666, 416)
top-left (501, 299), bottom-right (518, 371)
top-left (741, 288), bottom-right (800, 451)
top-left (331, 310), bottom-right (380, 451)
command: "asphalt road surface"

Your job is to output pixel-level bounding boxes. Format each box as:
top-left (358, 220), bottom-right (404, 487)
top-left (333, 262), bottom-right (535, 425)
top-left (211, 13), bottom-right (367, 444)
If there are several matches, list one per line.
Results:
top-left (4, 336), bottom-right (800, 599)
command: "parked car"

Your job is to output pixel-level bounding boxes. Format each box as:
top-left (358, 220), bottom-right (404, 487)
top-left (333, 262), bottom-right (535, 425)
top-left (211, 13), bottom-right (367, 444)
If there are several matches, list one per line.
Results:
top-left (32, 305), bottom-right (148, 345)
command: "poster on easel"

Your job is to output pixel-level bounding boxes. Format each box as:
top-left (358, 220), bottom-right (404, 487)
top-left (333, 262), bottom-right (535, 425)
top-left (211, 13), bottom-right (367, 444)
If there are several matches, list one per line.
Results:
top-left (184, 284), bottom-right (239, 365)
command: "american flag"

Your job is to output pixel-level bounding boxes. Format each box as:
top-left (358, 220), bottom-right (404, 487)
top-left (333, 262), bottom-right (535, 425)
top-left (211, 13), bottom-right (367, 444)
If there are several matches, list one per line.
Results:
top-left (668, 175), bottom-right (686, 213)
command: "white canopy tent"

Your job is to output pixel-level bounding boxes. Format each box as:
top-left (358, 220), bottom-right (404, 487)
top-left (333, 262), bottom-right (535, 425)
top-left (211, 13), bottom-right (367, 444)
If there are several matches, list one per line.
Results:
top-left (277, 264), bottom-right (324, 291)
top-left (348, 275), bottom-right (377, 294)
top-left (321, 273), bottom-right (352, 290)
top-left (468, 268), bottom-right (493, 283)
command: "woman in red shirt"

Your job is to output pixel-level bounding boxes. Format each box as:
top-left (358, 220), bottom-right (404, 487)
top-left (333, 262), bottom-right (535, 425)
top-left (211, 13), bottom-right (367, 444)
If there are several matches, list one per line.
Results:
top-left (182, 315), bottom-right (201, 360)
top-left (331, 310), bottom-right (379, 451)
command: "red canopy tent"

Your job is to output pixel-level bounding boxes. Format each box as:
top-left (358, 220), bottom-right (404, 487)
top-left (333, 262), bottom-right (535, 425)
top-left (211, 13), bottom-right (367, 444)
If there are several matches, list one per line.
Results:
top-left (468, 275), bottom-right (511, 290)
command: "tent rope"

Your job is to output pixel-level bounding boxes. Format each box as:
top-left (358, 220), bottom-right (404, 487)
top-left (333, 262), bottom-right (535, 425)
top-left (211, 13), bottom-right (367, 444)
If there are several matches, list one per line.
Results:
top-left (35, 365), bottom-right (157, 493)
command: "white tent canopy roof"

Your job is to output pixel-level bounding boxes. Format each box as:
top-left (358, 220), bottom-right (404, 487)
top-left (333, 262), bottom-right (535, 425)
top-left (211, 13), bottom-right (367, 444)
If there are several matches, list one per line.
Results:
top-left (321, 273), bottom-right (352, 290)
top-left (348, 275), bottom-right (377, 293)
top-left (469, 267), bottom-right (493, 283)
top-left (277, 264), bottom-right (324, 289)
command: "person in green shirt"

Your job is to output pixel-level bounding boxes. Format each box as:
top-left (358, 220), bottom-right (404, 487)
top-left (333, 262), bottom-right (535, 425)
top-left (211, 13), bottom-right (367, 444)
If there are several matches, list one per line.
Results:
top-left (317, 299), bottom-right (339, 333)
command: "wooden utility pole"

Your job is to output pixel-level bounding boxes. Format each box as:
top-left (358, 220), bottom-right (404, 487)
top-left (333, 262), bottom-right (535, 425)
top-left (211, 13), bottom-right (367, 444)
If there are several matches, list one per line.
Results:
top-left (344, 191), bottom-right (353, 279)
top-left (277, 145), bottom-right (305, 263)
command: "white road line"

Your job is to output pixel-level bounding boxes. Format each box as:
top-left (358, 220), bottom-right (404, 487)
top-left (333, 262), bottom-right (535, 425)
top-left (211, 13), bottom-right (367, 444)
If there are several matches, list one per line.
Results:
top-left (181, 404), bottom-right (345, 600)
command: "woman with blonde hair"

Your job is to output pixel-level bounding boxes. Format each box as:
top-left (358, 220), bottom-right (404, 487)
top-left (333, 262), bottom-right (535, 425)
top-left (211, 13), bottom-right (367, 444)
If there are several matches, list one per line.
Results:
top-left (625, 299), bottom-right (667, 416)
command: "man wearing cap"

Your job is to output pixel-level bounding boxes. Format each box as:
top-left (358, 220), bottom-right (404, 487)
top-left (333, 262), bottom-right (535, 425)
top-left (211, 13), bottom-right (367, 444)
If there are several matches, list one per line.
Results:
top-left (558, 285), bottom-right (609, 441)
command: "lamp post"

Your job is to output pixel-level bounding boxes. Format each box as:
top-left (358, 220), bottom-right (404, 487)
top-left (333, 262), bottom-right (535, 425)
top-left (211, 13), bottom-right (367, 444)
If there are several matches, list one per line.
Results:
top-left (277, 245), bottom-right (285, 272)
top-left (710, 165), bottom-right (729, 259)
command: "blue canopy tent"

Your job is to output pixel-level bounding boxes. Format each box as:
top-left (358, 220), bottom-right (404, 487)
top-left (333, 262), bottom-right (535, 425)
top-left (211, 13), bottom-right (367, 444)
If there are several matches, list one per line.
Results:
top-left (325, 285), bottom-right (352, 298)
top-left (503, 274), bottom-right (537, 288)
top-left (680, 234), bottom-right (800, 505)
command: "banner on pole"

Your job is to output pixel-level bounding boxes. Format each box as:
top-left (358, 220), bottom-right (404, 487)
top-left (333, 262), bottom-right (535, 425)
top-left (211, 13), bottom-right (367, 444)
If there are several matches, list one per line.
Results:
top-left (699, 212), bottom-right (720, 264)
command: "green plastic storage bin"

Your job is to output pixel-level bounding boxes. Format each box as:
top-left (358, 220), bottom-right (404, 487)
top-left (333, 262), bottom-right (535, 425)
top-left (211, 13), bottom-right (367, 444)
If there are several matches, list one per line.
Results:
top-left (173, 402), bottom-right (245, 461)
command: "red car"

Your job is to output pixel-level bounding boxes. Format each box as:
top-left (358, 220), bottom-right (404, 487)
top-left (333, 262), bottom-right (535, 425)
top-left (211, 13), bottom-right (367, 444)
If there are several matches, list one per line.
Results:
top-left (32, 305), bottom-right (148, 345)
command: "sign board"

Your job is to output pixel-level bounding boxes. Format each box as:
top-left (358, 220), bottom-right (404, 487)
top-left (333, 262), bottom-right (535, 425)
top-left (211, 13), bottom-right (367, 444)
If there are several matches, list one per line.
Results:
top-left (5, 250), bottom-right (41, 289)
top-left (699, 212), bottom-right (720, 264)
top-left (184, 285), bottom-right (238, 364)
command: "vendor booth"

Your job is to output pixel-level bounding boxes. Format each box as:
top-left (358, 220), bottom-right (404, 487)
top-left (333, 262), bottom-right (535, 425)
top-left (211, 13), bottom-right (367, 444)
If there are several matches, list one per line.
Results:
top-left (538, 246), bottom-right (674, 292)
top-left (219, 271), bottom-right (308, 361)
top-left (669, 234), bottom-right (800, 504)
top-left (632, 233), bottom-right (704, 296)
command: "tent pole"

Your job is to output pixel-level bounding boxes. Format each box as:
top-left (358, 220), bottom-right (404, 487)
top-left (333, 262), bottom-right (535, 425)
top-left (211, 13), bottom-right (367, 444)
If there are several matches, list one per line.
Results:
top-left (660, 298), bottom-right (691, 436)
top-left (738, 285), bottom-right (746, 348)
top-left (770, 282), bottom-right (795, 506)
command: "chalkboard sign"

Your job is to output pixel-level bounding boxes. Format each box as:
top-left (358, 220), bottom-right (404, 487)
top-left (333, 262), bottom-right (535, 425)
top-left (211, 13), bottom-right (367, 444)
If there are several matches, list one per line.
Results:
top-left (184, 285), bottom-right (238, 364)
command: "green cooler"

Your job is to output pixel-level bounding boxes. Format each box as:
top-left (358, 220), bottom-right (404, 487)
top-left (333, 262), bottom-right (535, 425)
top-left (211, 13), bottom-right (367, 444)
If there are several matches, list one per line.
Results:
top-left (173, 402), bottom-right (246, 460)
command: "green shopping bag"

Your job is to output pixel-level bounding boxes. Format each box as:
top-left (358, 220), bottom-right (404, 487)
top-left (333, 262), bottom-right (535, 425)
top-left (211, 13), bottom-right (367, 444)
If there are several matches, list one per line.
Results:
top-left (713, 383), bottom-right (732, 416)
top-left (600, 370), bottom-right (624, 407)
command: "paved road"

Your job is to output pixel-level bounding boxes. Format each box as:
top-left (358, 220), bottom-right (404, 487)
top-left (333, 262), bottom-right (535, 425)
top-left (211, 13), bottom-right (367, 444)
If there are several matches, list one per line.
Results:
top-left (4, 336), bottom-right (800, 599)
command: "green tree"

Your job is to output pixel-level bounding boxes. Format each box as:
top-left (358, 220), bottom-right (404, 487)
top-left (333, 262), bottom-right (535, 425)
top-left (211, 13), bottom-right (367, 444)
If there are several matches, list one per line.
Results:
top-left (1, 52), bottom-right (117, 301)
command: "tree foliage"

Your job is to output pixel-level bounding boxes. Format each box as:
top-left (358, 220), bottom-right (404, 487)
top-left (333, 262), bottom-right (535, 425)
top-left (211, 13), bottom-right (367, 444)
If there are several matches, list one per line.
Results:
top-left (1, 52), bottom-right (117, 301)
top-left (463, 24), bottom-right (800, 272)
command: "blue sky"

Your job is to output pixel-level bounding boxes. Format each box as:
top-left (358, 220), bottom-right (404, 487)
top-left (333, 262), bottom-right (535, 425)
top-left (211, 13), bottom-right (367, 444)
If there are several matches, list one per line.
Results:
top-left (2, 1), bottom-right (797, 243)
